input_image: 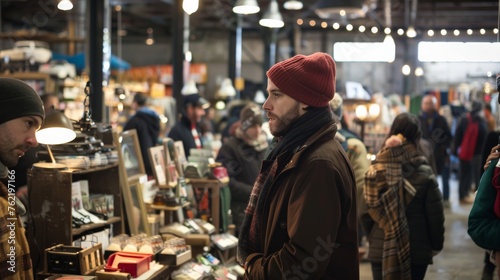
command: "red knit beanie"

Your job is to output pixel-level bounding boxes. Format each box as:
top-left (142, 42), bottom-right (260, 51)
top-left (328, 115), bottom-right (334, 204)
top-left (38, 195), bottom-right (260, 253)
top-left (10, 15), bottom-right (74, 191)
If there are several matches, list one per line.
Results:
top-left (266, 52), bottom-right (336, 107)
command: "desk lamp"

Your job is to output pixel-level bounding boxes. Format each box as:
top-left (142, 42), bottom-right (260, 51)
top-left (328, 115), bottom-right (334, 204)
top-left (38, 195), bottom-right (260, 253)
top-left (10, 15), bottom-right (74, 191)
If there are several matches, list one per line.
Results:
top-left (34, 111), bottom-right (77, 169)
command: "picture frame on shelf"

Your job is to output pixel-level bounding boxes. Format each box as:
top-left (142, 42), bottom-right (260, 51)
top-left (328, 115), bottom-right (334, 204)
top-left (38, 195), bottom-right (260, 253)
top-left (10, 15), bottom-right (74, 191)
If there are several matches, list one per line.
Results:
top-left (162, 138), bottom-right (178, 186)
top-left (128, 179), bottom-right (151, 236)
top-left (148, 146), bottom-right (167, 187)
top-left (119, 129), bottom-right (145, 181)
top-left (113, 130), bottom-right (150, 236)
top-left (174, 141), bottom-right (187, 172)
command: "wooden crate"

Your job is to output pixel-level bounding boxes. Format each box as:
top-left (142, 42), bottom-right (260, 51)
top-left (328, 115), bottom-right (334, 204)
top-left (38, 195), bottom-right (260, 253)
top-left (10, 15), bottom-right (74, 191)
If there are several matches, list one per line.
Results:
top-left (44, 243), bottom-right (105, 275)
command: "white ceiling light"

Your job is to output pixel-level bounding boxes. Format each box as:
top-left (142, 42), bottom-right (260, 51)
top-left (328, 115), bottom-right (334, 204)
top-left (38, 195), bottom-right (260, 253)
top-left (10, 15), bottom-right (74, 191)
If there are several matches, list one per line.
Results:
top-left (414, 67), bottom-right (424, 76)
top-left (315, 0), bottom-right (368, 19)
top-left (57, 0), bottom-right (73, 11)
top-left (233, 0), bottom-right (260, 15)
top-left (183, 0), bottom-right (199, 15)
top-left (406, 26), bottom-right (417, 38)
top-left (284, 0), bottom-right (303, 10)
top-left (259, 0), bottom-right (284, 28)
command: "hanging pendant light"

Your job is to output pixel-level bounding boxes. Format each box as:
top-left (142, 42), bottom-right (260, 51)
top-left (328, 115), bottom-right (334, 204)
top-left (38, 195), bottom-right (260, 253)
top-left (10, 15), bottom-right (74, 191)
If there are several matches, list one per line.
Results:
top-left (315, 0), bottom-right (367, 19)
top-left (233, 0), bottom-right (260, 15)
top-left (284, 0), bottom-right (303, 11)
top-left (183, 0), bottom-right (199, 15)
top-left (259, 0), bottom-right (284, 28)
top-left (57, 0), bottom-right (73, 11)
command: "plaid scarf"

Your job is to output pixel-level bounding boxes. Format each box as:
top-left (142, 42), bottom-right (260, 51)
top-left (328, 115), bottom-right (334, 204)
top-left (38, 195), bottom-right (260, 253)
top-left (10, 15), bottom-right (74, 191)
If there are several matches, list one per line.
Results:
top-left (235, 128), bottom-right (269, 152)
top-left (364, 142), bottom-right (419, 280)
top-left (237, 158), bottom-right (278, 265)
top-left (237, 107), bottom-right (333, 265)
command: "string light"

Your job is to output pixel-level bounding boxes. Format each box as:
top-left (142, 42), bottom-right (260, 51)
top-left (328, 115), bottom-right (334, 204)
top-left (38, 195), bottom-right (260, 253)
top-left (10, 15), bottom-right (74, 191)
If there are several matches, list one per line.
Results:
top-left (290, 20), bottom-right (497, 41)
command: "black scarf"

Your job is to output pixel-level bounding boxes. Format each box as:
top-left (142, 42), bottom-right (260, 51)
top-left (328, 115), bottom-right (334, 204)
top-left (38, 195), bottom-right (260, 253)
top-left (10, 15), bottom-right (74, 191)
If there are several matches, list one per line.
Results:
top-left (266, 106), bottom-right (334, 162)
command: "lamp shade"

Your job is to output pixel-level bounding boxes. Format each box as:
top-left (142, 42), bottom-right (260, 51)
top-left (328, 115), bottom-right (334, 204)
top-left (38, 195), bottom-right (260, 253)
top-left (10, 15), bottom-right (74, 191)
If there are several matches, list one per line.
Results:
top-left (216, 78), bottom-right (236, 99)
top-left (315, 0), bottom-right (367, 19)
top-left (183, 0), bottom-right (199, 15)
top-left (233, 0), bottom-right (260, 15)
top-left (57, 0), bottom-right (73, 11)
top-left (36, 111), bottom-right (76, 145)
top-left (284, 0), bottom-right (303, 10)
top-left (181, 79), bottom-right (199, 95)
top-left (259, 0), bottom-right (284, 28)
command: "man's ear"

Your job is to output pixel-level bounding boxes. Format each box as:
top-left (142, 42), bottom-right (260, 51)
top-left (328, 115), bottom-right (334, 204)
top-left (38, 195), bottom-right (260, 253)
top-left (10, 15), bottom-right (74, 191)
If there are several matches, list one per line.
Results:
top-left (300, 102), bottom-right (309, 111)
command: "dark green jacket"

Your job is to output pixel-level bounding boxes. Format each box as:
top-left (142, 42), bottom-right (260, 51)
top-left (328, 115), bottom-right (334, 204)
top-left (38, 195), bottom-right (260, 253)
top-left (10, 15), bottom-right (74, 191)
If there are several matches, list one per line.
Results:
top-left (468, 158), bottom-right (500, 250)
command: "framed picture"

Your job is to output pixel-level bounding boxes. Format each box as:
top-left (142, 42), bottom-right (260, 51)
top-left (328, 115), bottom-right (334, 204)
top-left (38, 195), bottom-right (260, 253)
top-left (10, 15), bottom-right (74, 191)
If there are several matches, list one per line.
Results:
top-left (162, 138), bottom-right (178, 186)
top-left (148, 146), bottom-right (167, 186)
top-left (118, 129), bottom-right (145, 181)
top-left (127, 180), bottom-right (151, 236)
top-left (113, 130), bottom-right (150, 236)
top-left (174, 141), bottom-right (187, 171)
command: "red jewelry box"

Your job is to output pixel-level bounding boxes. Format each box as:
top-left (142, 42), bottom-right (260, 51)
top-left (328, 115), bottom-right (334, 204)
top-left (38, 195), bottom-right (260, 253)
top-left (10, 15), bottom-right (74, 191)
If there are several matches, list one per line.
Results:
top-left (104, 252), bottom-right (152, 278)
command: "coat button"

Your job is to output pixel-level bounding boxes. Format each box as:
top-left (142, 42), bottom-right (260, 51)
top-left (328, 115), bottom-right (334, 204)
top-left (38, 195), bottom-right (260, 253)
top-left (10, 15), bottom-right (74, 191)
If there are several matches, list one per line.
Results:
top-left (280, 222), bottom-right (286, 229)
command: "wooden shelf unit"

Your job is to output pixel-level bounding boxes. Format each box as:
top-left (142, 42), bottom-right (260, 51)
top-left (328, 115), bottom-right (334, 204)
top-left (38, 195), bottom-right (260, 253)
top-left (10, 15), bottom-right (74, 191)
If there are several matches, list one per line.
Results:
top-left (27, 163), bottom-right (123, 274)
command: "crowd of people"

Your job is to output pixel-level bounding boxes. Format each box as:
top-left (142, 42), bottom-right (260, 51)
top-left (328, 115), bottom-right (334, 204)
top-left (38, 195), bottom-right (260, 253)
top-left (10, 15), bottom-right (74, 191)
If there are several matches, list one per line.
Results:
top-left (1, 51), bottom-right (499, 279)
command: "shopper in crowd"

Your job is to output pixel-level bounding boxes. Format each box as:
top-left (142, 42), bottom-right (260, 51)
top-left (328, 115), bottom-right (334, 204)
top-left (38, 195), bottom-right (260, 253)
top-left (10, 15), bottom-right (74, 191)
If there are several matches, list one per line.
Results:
top-left (168, 93), bottom-right (209, 158)
top-left (237, 52), bottom-right (359, 279)
top-left (484, 103), bottom-right (496, 133)
top-left (452, 100), bottom-right (488, 204)
top-left (216, 102), bottom-right (268, 236)
top-left (0, 78), bottom-right (45, 279)
top-left (478, 128), bottom-right (500, 280)
top-left (123, 92), bottom-right (160, 177)
top-left (418, 94), bottom-right (453, 207)
top-left (469, 143), bottom-right (500, 280)
top-left (331, 104), bottom-right (370, 250)
top-left (362, 112), bottom-right (445, 280)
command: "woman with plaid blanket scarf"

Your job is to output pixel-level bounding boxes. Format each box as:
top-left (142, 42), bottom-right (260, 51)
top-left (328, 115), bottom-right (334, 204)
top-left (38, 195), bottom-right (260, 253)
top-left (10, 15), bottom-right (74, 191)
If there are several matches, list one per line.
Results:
top-left (362, 113), bottom-right (445, 280)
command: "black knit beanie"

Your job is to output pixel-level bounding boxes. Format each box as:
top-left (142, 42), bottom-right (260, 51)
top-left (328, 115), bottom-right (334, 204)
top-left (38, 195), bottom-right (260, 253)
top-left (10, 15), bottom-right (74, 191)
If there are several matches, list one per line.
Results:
top-left (0, 78), bottom-right (45, 125)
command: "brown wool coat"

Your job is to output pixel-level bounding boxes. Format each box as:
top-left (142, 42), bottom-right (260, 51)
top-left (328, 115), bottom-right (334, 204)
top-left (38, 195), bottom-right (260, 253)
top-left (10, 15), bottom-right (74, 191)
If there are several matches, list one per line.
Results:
top-left (245, 123), bottom-right (359, 279)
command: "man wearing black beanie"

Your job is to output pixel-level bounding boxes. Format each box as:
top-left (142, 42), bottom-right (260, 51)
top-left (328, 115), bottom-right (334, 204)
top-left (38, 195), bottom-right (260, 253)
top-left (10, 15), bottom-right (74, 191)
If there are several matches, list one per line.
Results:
top-left (0, 77), bottom-right (44, 279)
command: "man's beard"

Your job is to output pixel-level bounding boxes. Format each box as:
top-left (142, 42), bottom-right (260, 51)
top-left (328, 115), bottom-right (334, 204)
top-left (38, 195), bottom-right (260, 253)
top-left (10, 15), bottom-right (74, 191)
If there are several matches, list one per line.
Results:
top-left (269, 102), bottom-right (301, 137)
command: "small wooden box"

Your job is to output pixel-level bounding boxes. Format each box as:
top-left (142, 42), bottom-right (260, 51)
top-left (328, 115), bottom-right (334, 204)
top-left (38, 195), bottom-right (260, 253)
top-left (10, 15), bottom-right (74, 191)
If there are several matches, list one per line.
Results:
top-left (45, 243), bottom-right (105, 275)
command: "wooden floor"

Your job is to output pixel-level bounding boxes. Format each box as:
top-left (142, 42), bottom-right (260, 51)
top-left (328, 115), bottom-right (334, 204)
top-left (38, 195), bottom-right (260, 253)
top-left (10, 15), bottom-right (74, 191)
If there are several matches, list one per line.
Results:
top-left (360, 175), bottom-right (499, 280)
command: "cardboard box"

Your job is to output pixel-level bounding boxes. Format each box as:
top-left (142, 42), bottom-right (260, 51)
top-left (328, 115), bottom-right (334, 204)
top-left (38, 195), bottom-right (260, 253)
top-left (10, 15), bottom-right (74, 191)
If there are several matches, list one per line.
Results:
top-left (158, 245), bottom-right (192, 266)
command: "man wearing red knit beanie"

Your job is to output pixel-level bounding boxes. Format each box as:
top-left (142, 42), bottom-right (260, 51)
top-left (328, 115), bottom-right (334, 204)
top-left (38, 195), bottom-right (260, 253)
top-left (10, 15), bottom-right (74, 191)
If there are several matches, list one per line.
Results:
top-left (237, 52), bottom-right (359, 279)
